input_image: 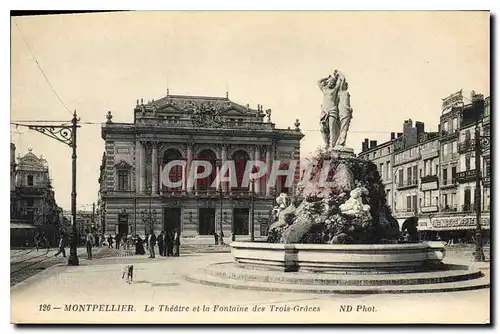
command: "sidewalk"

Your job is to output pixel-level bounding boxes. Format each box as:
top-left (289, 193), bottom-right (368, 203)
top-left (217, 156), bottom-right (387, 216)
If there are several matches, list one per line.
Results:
top-left (11, 252), bottom-right (490, 324)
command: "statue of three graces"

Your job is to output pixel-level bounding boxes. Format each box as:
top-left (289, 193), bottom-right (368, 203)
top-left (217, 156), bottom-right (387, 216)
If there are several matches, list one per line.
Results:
top-left (318, 70), bottom-right (353, 150)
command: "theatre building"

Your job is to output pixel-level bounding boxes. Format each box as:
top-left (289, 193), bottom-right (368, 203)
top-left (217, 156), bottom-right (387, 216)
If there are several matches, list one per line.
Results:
top-left (99, 92), bottom-right (303, 239)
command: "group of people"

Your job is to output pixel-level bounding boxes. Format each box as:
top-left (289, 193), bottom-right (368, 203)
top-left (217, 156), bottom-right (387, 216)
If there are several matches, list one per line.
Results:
top-left (33, 232), bottom-right (50, 251)
top-left (105, 233), bottom-right (134, 250)
top-left (142, 229), bottom-right (181, 258)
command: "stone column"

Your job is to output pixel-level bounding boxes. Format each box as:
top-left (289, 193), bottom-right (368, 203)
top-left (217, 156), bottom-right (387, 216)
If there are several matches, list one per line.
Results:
top-left (254, 146), bottom-right (261, 195)
top-left (265, 145), bottom-right (272, 196)
top-left (151, 143), bottom-right (158, 195)
top-left (186, 142), bottom-right (194, 194)
top-left (135, 140), bottom-right (140, 193)
top-left (222, 144), bottom-right (228, 193)
top-left (139, 141), bottom-right (146, 194)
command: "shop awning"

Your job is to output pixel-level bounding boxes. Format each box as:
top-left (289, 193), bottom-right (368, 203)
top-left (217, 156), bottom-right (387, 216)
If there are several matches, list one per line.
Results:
top-left (10, 222), bottom-right (36, 229)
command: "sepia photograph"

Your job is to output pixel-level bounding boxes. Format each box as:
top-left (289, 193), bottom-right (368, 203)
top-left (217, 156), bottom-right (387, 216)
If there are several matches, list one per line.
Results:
top-left (9, 10), bottom-right (491, 325)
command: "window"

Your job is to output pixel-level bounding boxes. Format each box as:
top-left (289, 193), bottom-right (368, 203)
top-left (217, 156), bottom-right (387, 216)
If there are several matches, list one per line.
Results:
top-left (379, 163), bottom-right (384, 179)
top-left (443, 194), bottom-right (448, 208)
top-left (386, 161), bottom-right (390, 179)
top-left (453, 118), bottom-right (458, 132)
top-left (407, 196), bottom-right (412, 211)
top-left (452, 141), bottom-right (457, 154)
top-left (118, 171), bottom-right (129, 191)
top-left (387, 147), bottom-right (391, 154)
top-left (398, 169), bottom-right (403, 186)
top-left (412, 195), bottom-right (417, 213)
top-left (407, 167), bottom-right (412, 185)
top-left (464, 188), bottom-right (471, 211)
top-left (444, 121), bottom-right (449, 132)
top-left (412, 165), bottom-right (418, 184)
top-left (443, 168), bottom-right (448, 185)
top-left (443, 143), bottom-right (449, 157)
top-left (27, 198), bottom-right (34, 207)
top-left (465, 155), bottom-right (471, 171)
top-left (27, 175), bottom-right (34, 186)
top-left (451, 166), bottom-right (457, 182)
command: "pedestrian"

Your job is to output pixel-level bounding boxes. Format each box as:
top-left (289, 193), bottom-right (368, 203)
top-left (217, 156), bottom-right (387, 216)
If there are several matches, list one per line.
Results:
top-left (214, 231), bottom-right (219, 245)
top-left (121, 234), bottom-right (127, 250)
top-left (158, 231), bottom-right (165, 256)
top-left (85, 229), bottom-right (95, 260)
top-left (135, 234), bottom-right (145, 255)
top-left (147, 230), bottom-right (156, 258)
top-left (54, 232), bottom-right (66, 258)
top-left (33, 232), bottom-right (40, 251)
top-left (108, 234), bottom-right (114, 248)
top-left (115, 233), bottom-right (121, 249)
top-left (173, 228), bottom-right (181, 257)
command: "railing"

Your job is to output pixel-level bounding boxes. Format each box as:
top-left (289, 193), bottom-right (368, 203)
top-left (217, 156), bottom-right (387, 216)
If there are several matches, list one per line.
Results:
top-left (441, 178), bottom-right (457, 187)
top-left (462, 204), bottom-right (475, 213)
top-left (421, 174), bottom-right (438, 183)
top-left (396, 179), bottom-right (418, 189)
top-left (442, 205), bottom-right (458, 212)
top-left (421, 205), bottom-right (439, 213)
top-left (441, 152), bottom-right (459, 161)
top-left (458, 140), bottom-right (473, 153)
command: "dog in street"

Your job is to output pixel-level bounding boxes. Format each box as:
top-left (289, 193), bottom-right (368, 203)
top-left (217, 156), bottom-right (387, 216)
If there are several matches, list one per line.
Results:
top-left (121, 265), bottom-right (134, 284)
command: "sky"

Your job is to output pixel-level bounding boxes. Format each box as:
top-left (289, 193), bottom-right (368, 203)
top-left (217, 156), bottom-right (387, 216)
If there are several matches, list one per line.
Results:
top-left (10, 11), bottom-right (490, 211)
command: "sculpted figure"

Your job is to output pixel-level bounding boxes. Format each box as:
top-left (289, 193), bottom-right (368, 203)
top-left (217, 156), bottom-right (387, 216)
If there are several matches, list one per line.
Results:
top-left (339, 187), bottom-right (371, 217)
top-left (318, 71), bottom-right (342, 149)
top-left (335, 72), bottom-right (353, 147)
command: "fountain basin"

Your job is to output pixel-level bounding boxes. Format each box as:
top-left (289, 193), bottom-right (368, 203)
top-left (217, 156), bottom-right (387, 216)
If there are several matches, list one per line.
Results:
top-left (230, 241), bottom-right (446, 273)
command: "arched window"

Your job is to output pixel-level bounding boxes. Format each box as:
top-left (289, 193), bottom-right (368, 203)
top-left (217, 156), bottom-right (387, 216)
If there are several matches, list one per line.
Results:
top-left (197, 149), bottom-right (217, 192)
top-left (232, 150), bottom-right (250, 192)
top-left (163, 149), bottom-right (183, 192)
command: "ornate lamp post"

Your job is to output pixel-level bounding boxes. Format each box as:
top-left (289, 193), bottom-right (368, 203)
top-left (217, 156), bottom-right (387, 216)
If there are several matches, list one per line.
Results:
top-left (472, 96), bottom-right (490, 262)
top-left (12, 111), bottom-right (80, 266)
top-left (216, 159), bottom-right (225, 245)
top-left (141, 183), bottom-right (157, 235)
top-left (250, 176), bottom-right (255, 242)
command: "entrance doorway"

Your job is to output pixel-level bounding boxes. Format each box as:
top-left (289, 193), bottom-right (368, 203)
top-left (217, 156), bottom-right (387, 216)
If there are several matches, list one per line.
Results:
top-left (163, 208), bottom-right (181, 234)
top-left (118, 214), bottom-right (129, 236)
top-left (199, 208), bottom-right (215, 235)
top-left (233, 208), bottom-right (249, 235)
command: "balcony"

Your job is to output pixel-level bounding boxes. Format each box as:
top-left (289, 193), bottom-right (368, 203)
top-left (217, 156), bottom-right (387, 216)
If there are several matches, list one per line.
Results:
top-left (393, 208), bottom-right (417, 218)
top-left (421, 205), bottom-right (439, 213)
top-left (458, 140), bottom-right (473, 153)
top-left (456, 169), bottom-right (477, 183)
top-left (421, 174), bottom-right (438, 183)
top-left (462, 204), bottom-right (474, 213)
top-left (440, 129), bottom-right (459, 140)
top-left (441, 152), bottom-right (459, 162)
top-left (440, 178), bottom-right (457, 188)
top-left (441, 205), bottom-right (458, 213)
top-left (396, 179), bottom-right (418, 190)
top-left (15, 186), bottom-right (46, 196)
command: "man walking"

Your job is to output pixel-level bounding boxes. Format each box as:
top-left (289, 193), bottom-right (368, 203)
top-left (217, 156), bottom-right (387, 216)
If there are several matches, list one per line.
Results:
top-left (173, 228), bottom-right (181, 257)
top-left (147, 230), bottom-right (156, 259)
top-left (158, 230), bottom-right (165, 256)
top-left (54, 231), bottom-right (66, 258)
top-left (85, 229), bottom-right (95, 260)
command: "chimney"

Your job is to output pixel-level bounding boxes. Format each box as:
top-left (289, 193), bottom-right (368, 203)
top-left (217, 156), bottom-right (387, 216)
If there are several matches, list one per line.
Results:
top-left (369, 140), bottom-right (378, 149)
top-left (362, 138), bottom-right (369, 152)
top-left (390, 132), bottom-right (395, 140)
top-left (397, 132), bottom-right (403, 138)
top-left (415, 121), bottom-right (425, 135)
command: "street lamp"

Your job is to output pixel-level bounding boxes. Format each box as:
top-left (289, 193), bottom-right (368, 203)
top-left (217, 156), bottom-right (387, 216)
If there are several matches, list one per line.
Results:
top-left (250, 175), bottom-right (255, 242)
top-left (215, 159), bottom-right (225, 245)
top-left (472, 97), bottom-right (489, 262)
top-left (12, 111), bottom-right (80, 266)
top-left (141, 184), bottom-right (157, 234)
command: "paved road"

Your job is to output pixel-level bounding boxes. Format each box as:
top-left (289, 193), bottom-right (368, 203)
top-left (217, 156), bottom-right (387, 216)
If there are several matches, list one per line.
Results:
top-left (11, 252), bottom-right (490, 324)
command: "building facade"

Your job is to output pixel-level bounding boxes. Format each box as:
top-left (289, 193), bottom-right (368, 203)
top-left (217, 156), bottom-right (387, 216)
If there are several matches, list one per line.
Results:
top-left (11, 149), bottom-right (61, 246)
top-left (358, 90), bottom-right (490, 242)
top-left (100, 93), bottom-right (303, 239)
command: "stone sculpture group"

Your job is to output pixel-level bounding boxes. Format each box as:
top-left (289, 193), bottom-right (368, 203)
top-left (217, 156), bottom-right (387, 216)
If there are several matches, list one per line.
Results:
top-left (267, 70), bottom-right (417, 245)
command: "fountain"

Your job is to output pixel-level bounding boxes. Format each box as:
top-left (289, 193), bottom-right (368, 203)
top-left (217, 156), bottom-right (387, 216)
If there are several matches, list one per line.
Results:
top-left (185, 70), bottom-right (489, 293)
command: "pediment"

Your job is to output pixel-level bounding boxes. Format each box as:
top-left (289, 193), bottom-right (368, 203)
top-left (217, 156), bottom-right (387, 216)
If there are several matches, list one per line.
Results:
top-left (114, 160), bottom-right (133, 170)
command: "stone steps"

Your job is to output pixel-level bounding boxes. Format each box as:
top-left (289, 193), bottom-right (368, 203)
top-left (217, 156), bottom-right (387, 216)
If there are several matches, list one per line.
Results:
top-left (183, 259), bottom-right (490, 294)
top-left (184, 269), bottom-right (490, 294)
top-left (201, 262), bottom-right (483, 286)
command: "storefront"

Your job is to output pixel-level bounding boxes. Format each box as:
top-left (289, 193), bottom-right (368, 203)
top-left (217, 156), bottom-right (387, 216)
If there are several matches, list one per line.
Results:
top-left (417, 214), bottom-right (490, 244)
